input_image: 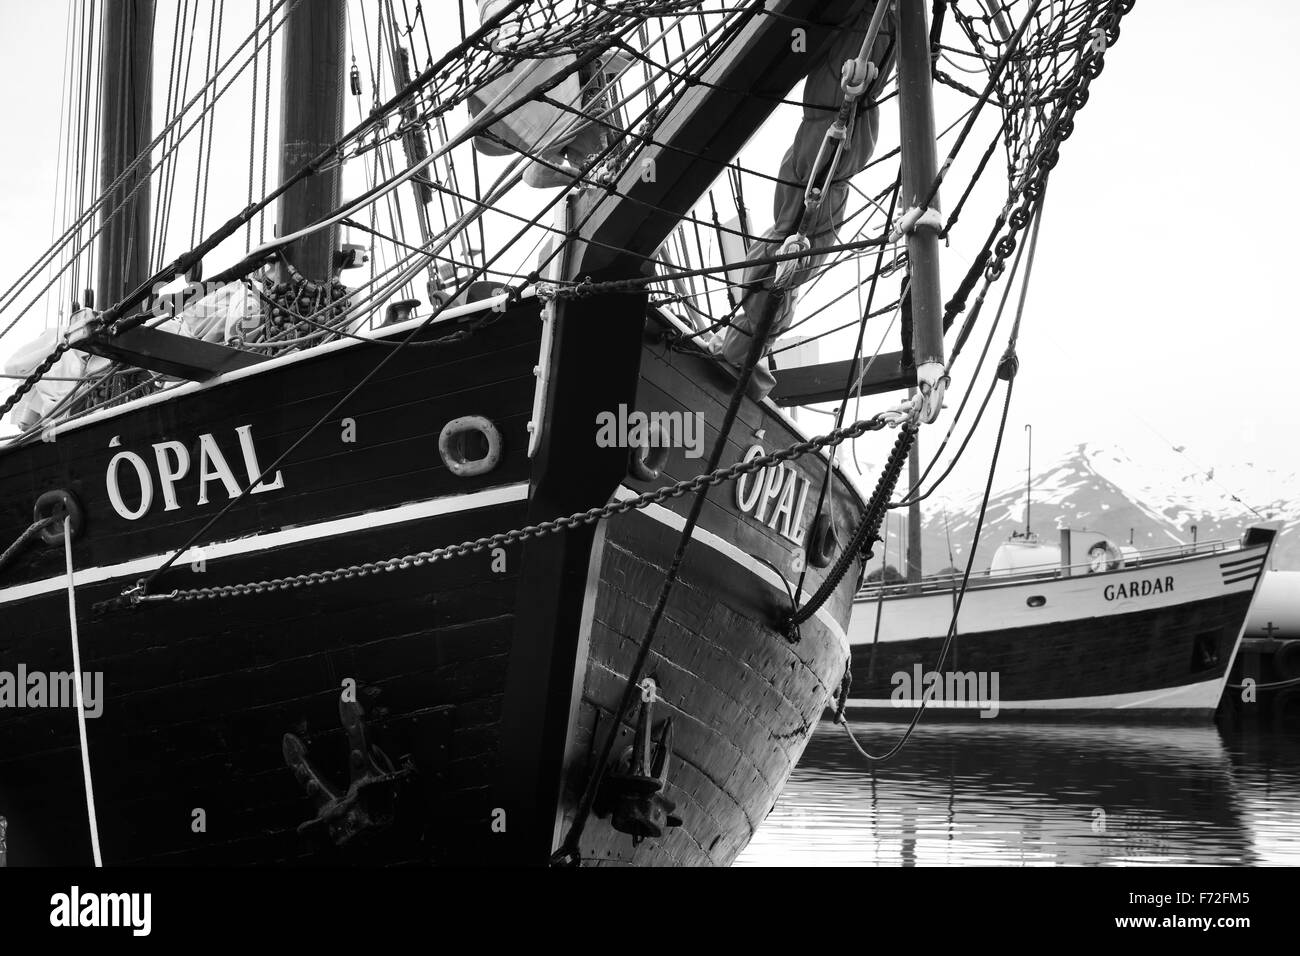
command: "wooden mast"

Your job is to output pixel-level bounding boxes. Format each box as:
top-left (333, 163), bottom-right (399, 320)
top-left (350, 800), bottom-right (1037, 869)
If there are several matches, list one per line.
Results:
top-left (95, 0), bottom-right (154, 314)
top-left (75, 0), bottom-right (262, 380)
top-left (894, 0), bottom-right (945, 377)
top-left (898, 0), bottom-right (944, 584)
top-left (275, 0), bottom-right (346, 284)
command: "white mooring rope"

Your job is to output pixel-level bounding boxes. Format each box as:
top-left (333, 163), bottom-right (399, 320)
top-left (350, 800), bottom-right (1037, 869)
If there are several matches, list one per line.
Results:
top-left (63, 515), bottom-right (102, 867)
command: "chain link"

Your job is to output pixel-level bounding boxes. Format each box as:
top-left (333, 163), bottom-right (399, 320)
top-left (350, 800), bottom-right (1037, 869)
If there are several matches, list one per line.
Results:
top-left (978, 1), bottom-right (1125, 286)
top-left (127, 413), bottom-right (895, 605)
top-left (0, 341), bottom-right (71, 421)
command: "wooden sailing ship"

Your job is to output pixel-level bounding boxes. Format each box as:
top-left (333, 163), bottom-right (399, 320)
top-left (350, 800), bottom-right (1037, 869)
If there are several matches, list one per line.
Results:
top-left (0, 0), bottom-right (1134, 865)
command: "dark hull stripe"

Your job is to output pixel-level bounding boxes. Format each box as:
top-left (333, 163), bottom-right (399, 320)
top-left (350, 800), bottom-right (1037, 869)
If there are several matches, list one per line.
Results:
top-left (1223, 574), bottom-right (1263, 586)
top-left (1221, 559), bottom-right (1265, 576)
top-left (846, 591), bottom-right (1252, 707)
top-left (1223, 570), bottom-right (1264, 586)
top-left (1220, 554), bottom-right (1266, 570)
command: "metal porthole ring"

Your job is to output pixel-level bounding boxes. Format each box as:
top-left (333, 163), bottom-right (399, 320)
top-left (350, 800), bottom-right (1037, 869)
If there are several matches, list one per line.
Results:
top-left (34, 489), bottom-right (84, 546)
top-left (808, 511), bottom-right (839, 569)
top-left (628, 421), bottom-right (670, 482)
top-left (438, 416), bottom-right (502, 478)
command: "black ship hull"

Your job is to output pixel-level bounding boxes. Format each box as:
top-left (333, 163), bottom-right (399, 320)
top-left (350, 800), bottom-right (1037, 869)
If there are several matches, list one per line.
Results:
top-left (0, 297), bottom-right (864, 865)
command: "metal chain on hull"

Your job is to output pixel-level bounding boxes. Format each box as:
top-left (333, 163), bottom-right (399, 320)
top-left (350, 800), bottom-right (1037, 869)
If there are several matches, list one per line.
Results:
top-left (0, 342), bottom-right (71, 421)
top-left (785, 422), bottom-right (915, 633)
top-left (108, 412), bottom-right (899, 608)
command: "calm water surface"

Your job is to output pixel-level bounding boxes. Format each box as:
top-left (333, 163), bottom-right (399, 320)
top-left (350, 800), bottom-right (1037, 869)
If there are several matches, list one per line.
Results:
top-left (736, 720), bottom-right (1300, 866)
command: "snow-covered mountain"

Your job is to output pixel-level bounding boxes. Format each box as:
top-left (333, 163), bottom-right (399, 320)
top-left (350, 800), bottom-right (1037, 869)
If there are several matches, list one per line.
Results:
top-left (879, 443), bottom-right (1300, 574)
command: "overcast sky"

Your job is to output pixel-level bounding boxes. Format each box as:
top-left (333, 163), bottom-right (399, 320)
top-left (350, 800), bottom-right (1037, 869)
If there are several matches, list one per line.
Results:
top-left (0, 0), bottom-right (1295, 514)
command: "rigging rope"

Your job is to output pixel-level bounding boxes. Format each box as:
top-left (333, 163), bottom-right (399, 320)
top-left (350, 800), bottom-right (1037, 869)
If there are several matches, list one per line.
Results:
top-left (103, 11), bottom-right (728, 582)
top-left (0, 517), bottom-right (56, 578)
top-left (0, 0), bottom-right (303, 345)
top-left (0, 0), bottom-right (297, 329)
top-left (792, 185), bottom-right (901, 607)
top-left (836, 188), bottom-right (1048, 762)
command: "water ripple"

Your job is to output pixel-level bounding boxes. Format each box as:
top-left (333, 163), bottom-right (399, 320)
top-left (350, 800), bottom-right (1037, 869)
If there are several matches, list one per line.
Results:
top-left (737, 720), bottom-right (1300, 866)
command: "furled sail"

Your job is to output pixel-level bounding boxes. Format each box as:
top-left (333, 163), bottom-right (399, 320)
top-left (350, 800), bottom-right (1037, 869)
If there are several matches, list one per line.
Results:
top-left (712, 2), bottom-right (894, 398)
top-left (467, 0), bottom-right (604, 187)
top-left (1, 315), bottom-right (108, 429)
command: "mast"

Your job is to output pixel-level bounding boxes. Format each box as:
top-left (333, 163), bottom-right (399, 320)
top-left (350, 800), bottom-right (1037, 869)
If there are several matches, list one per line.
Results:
top-left (897, 0), bottom-right (945, 584)
top-left (276, 0), bottom-right (346, 284)
top-left (895, 0), bottom-right (945, 416)
top-left (96, 0), bottom-right (155, 314)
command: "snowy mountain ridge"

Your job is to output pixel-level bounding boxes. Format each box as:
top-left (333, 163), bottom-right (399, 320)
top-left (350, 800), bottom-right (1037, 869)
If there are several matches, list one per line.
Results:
top-left (885, 442), bottom-right (1299, 573)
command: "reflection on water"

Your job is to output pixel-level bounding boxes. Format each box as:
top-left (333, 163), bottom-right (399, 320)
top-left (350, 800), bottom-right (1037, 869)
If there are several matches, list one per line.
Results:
top-left (737, 720), bottom-right (1300, 866)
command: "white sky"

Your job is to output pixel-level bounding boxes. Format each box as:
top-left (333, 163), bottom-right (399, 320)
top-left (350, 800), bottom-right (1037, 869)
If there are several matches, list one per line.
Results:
top-left (0, 0), bottom-right (1296, 510)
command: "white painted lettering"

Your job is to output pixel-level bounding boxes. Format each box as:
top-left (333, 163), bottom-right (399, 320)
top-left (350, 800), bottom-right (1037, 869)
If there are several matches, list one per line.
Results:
top-left (106, 450), bottom-right (154, 520)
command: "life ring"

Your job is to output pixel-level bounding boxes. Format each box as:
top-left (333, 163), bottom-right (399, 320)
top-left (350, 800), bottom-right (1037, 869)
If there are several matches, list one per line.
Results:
top-left (1087, 540), bottom-right (1122, 573)
top-left (33, 489), bottom-right (84, 546)
top-left (628, 422), bottom-right (670, 482)
top-left (807, 511), bottom-right (839, 568)
top-left (438, 416), bottom-right (502, 477)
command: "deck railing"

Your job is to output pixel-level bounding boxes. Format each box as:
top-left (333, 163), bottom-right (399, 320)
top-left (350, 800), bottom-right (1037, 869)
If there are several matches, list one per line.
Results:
top-left (855, 536), bottom-right (1241, 601)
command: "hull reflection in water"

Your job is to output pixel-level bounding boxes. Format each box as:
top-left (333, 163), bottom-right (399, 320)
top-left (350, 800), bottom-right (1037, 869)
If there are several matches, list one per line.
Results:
top-left (737, 720), bottom-right (1300, 866)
